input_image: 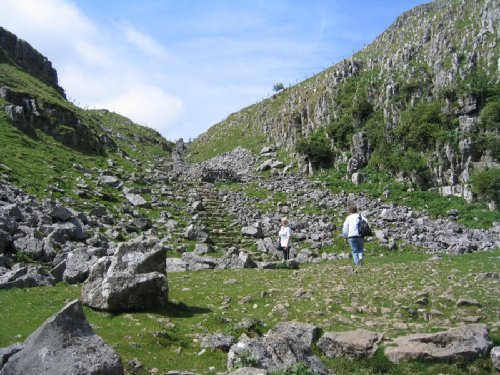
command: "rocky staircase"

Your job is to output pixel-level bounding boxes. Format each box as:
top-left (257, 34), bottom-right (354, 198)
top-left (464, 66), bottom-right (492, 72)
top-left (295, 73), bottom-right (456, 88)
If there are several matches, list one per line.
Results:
top-left (194, 182), bottom-right (257, 253)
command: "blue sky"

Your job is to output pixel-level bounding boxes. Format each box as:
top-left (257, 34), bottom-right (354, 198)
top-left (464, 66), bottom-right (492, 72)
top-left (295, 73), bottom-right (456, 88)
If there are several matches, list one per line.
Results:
top-left (0, 0), bottom-right (429, 141)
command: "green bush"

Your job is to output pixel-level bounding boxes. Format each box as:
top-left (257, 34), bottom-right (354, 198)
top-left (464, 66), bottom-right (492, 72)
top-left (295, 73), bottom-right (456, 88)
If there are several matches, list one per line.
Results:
top-left (352, 94), bottom-right (373, 121)
top-left (395, 102), bottom-right (448, 150)
top-left (326, 116), bottom-right (354, 150)
top-left (475, 133), bottom-right (500, 160)
top-left (479, 100), bottom-right (500, 131)
top-left (471, 168), bottom-right (500, 204)
top-left (296, 129), bottom-right (333, 166)
top-left (273, 82), bottom-right (285, 92)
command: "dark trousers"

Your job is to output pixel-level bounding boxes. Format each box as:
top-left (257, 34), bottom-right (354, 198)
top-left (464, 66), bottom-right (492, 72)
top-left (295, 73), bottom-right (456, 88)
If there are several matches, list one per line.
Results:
top-left (282, 247), bottom-right (290, 260)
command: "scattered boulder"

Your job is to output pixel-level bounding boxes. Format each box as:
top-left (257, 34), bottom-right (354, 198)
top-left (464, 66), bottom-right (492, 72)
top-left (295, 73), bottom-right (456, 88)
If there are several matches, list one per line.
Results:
top-left (201, 333), bottom-right (235, 352)
top-left (0, 300), bottom-right (123, 374)
top-left (256, 159), bottom-right (274, 172)
top-left (49, 205), bottom-right (73, 222)
top-left (166, 257), bottom-right (189, 272)
top-left (227, 322), bottom-right (328, 374)
top-left (183, 224), bottom-right (211, 243)
top-left (62, 248), bottom-right (97, 284)
top-left (0, 265), bottom-right (55, 290)
top-left (98, 175), bottom-right (122, 188)
top-left (181, 252), bottom-right (218, 271)
top-left (194, 243), bottom-right (212, 255)
top-left (266, 322), bottom-right (320, 347)
top-left (385, 324), bottom-right (493, 364)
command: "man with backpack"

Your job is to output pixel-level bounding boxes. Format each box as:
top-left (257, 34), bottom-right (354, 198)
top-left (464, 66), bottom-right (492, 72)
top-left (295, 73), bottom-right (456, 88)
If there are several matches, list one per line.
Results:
top-left (342, 203), bottom-right (371, 266)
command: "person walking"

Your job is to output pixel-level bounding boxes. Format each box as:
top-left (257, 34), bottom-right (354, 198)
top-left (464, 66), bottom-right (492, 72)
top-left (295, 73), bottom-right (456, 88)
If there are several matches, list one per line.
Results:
top-left (278, 217), bottom-right (292, 260)
top-left (342, 204), bottom-right (368, 266)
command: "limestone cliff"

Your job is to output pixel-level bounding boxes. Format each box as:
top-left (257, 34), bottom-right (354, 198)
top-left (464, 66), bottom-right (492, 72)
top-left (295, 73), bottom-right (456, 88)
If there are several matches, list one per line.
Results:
top-left (190, 0), bottom-right (500, 202)
top-left (0, 26), bottom-right (65, 97)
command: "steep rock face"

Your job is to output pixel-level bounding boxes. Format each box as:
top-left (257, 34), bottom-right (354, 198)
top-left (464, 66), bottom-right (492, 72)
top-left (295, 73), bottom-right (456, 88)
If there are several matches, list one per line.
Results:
top-left (192, 0), bottom-right (499, 200)
top-left (0, 26), bottom-right (65, 97)
top-left (0, 87), bottom-right (114, 154)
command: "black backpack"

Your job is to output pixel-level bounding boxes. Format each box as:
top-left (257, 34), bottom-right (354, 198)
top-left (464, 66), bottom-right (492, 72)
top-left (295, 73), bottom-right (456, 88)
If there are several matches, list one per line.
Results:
top-left (357, 214), bottom-right (372, 237)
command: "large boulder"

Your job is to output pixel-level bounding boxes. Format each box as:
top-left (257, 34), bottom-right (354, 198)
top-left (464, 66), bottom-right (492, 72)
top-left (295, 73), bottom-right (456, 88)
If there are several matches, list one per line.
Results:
top-left (385, 324), bottom-right (493, 364)
top-left (181, 252), bottom-right (218, 271)
top-left (81, 236), bottom-right (167, 312)
top-left (0, 300), bottom-right (123, 374)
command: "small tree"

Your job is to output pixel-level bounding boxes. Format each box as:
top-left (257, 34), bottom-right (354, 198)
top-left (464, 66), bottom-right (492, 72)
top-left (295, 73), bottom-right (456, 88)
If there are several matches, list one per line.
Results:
top-left (471, 168), bottom-right (500, 205)
top-left (273, 82), bottom-right (285, 92)
top-left (296, 129), bottom-right (333, 166)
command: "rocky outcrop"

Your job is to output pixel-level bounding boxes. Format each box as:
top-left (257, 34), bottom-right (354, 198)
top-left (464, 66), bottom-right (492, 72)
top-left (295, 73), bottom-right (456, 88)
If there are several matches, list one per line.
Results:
top-left (191, 0), bottom-right (500, 200)
top-left (0, 300), bottom-right (123, 374)
top-left (225, 321), bottom-right (497, 373)
top-left (0, 26), bottom-right (64, 96)
top-left (0, 87), bottom-right (113, 154)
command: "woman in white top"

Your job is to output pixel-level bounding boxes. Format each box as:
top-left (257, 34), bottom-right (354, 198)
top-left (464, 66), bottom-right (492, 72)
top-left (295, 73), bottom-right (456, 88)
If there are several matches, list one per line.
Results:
top-left (278, 217), bottom-right (292, 260)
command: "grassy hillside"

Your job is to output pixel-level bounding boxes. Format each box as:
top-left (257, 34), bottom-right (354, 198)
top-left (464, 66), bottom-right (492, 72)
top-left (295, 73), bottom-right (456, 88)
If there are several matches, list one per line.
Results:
top-left (1, 248), bottom-right (499, 374)
top-left (0, 62), bottom-right (172, 214)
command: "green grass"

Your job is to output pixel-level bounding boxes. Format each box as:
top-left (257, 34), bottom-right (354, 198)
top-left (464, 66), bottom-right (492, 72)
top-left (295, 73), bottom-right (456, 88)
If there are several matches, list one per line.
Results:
top-left (1, 249), bottom-right (499, 374)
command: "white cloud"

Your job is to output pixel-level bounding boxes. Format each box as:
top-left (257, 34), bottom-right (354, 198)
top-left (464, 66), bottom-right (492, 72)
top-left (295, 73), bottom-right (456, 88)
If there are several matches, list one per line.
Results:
top-left (121, 24), bottom-right (170, 61)
top-left (0, 0), bottom-right (184, 139)
top-left (0, 0), bottom-right (95, 52)
top-left (97, 85), bottom-right (183, 137)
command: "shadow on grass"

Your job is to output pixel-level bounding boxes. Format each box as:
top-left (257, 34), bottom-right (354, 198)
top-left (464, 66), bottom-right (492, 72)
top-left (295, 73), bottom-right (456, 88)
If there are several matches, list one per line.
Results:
top-left (153, 300), bottom-right (212, 318)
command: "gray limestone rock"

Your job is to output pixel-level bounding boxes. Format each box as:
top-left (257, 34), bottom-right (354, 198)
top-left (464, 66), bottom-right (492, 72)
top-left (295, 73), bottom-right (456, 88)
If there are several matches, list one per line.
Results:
top-left (0, 300), bottom-right (123, 375)
top-left (81, 236), bottom-right (167, 312)
top-left (318, 329), bottom-right (383, 360)
top-left (216, 248), bottom-right (257, 270)
top-left (201, 333), bottom-right (235, 352)
top-left (0, 265), bottom-right (55, 290)
top-left (227, 322), bottom-right (327, 374)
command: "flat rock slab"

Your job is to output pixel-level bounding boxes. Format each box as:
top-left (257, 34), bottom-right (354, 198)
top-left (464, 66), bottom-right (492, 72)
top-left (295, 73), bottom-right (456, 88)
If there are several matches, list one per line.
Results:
top-left (385, 323), bottom-right (493, 364)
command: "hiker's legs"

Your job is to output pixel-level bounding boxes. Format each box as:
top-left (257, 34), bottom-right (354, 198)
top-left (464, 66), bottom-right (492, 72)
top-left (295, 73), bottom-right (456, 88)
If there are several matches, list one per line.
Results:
top-left (348, 237), bottom-right (364, 265)
top-left (283, 247), bottom-right (290, 260)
